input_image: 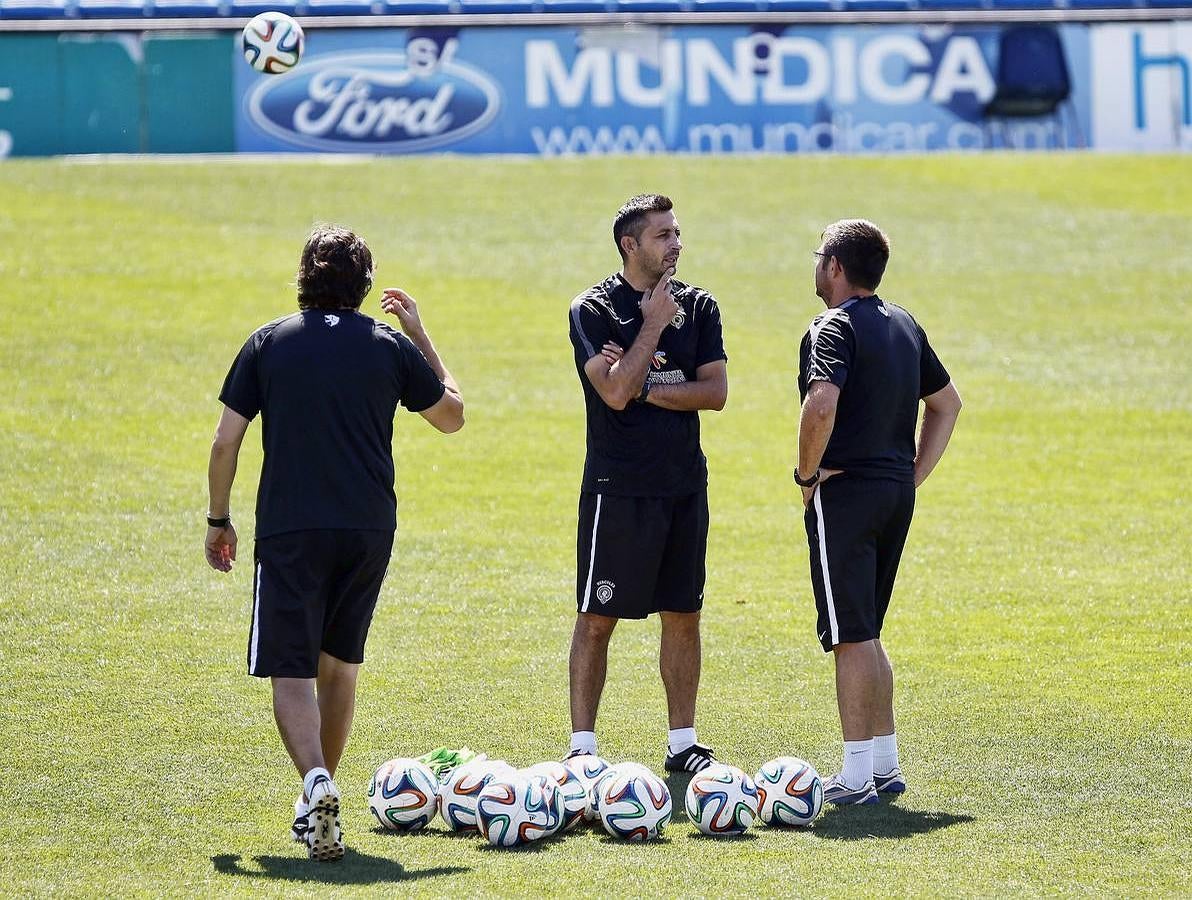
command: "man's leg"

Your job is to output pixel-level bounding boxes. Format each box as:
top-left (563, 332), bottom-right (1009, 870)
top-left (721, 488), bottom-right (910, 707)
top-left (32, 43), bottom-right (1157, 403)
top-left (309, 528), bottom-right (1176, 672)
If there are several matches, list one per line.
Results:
top-left (659, 610), bottom-right (700, 730)
top-left (826, 640), bottom-right (881, 802)
top-left (872, 639), bottom-right (895, 737)
top-left (871, 639), bottom-right (905, 791)
top-left (272, 677), bottom-right (327, 778)
top-left (569, 612), bottom-right (618, 746)
top-left (316, 652), bottom-right (360, 778)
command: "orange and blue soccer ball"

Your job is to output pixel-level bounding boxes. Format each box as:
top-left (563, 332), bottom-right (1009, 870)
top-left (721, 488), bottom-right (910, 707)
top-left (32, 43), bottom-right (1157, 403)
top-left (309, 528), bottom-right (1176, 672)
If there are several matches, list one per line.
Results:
top-left (242, 11), bottom-right (305, 75)
top-left (367, 757), bottom-right (439, 831)
top-left (754, 756), bottom-right (824, 827)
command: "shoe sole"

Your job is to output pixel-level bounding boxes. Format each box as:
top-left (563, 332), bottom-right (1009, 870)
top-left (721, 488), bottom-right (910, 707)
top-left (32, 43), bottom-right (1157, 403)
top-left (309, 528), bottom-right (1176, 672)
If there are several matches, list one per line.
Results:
top-left (307, 792), bottom-right (344, 861)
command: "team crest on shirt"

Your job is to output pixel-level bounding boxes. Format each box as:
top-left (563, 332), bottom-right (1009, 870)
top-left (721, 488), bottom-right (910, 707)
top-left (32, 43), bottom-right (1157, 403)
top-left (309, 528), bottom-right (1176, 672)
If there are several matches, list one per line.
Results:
top-left (324, 314), bottom-right (340, 327)
top-left (651, 351), bottom-right (667, 369)
top-left (595, 580), bottom-right (615, 604)
top-left (670, 307), bottom-right (686, 330)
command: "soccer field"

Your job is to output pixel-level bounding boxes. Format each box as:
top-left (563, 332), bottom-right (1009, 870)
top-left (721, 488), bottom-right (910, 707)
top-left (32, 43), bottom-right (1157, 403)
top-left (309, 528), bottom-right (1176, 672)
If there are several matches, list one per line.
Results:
top-left (0, 153), bottom-right (1188, 896)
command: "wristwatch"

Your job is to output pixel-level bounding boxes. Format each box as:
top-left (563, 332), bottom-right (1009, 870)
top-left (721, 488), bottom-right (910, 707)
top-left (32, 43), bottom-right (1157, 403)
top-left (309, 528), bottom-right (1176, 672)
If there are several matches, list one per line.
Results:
top-left (636, 380), bottom-right (652, 403)
top-left (207, 514), bottom-right (232, 528)
top-left (793, 468), bottom-right (820, 487)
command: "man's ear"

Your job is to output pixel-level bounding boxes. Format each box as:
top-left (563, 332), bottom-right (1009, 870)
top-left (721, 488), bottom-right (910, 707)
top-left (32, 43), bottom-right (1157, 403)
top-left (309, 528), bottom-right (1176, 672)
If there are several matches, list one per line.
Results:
top-left (619, 235), bottom-right (636, 258)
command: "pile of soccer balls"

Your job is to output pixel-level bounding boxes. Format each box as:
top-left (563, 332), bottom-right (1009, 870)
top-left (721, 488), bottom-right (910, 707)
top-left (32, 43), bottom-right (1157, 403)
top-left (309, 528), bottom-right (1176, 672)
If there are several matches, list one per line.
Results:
top-left (368, 750), bottom-right (824, 847)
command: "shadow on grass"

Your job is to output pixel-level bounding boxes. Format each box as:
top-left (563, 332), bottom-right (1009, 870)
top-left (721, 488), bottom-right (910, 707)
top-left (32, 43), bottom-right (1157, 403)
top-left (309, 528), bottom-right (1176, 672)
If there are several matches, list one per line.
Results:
top-left (211, 849), bottom-right (468, 885)
top-left (664, 772), bottom-right (693, 823)
top-left (689, 830), bottom-right (759, 843)
top-left (812, 803), bottom-right (975, 841)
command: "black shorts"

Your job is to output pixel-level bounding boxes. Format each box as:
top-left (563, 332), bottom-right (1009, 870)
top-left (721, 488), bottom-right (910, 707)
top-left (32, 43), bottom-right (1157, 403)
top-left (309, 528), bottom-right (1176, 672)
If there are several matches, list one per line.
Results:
top-left (576, 490), bottom-right (708, 620)
top-left (248, 529), bottom-right (394, 678)
top-left (804, 478), bottom-right (915, 652)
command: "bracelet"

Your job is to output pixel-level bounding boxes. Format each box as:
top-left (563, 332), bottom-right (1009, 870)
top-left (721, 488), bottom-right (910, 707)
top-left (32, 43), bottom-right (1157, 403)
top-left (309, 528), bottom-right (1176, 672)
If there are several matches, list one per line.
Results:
top-left (207, 514), bottom-right (231, 528)
top-left (793, 468), bottom-right (820, 487)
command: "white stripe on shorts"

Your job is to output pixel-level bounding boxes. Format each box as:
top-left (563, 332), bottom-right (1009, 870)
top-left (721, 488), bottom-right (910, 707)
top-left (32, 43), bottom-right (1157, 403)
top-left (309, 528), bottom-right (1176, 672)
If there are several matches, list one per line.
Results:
top-left (580, 494), bottom-right (603, 613)
top-left (812, 486), bottom-right (840, 646)
top-left (249, 561), bottom-right (263, 674)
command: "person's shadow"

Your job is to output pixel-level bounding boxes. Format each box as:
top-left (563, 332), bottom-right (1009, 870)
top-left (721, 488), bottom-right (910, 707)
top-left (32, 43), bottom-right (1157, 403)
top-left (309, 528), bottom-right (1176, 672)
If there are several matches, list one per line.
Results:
top-left (664, 772), bottom-right (693, 823)
top-left (811, 802), bottom-right (974, 840)
top-left (211, 849), bottom-right (468, 885)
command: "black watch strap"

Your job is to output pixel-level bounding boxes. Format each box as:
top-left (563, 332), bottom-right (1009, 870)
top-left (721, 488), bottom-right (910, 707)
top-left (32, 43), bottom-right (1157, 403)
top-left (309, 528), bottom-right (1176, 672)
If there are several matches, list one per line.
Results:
top-left (207, 515), bottom-right (231, 528)
top-left (636, 380), bottom-right (651, 403)
top-left (793, 468), bottom-right (820, 487)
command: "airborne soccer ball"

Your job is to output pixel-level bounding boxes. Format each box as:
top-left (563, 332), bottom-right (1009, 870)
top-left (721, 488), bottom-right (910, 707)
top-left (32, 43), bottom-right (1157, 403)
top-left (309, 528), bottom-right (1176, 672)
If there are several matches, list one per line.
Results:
top-left (524, 762), bottom-right (589, 832)
top-left (476, 774), bottom-right (564, 847)
top-left (368, 757), bottom-right (438, 831)
top-left (597, 765), bottom-right (672, 841)
top-left (754, 756), bottom-right (824, 827)
top-left (438, 759), bottom-right (516, 833)
top-left (684, 763), bottom-right (760, 836)
top-left (241, 11), bottom-right (304, 74)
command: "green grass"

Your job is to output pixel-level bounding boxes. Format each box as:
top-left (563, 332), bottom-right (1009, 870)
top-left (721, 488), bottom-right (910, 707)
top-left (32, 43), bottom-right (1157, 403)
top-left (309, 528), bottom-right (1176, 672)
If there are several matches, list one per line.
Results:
top-left (0, 153), bottom-right (1189, 897)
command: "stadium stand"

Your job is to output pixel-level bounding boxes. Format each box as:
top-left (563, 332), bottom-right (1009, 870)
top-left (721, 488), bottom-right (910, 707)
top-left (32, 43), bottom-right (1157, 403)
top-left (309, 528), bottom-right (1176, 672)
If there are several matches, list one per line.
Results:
top-left (0, 0), bottom-right (1188, 19)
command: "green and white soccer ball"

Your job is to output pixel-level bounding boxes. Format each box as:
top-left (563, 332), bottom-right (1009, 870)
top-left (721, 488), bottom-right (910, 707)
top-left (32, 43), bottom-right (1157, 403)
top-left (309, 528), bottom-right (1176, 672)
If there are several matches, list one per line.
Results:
top-left (368, 757), bottom-right (438, 831)
top-left (754, 756), bottom-right (823, 827)
top-left (684, 763), bottom-right (760, 836)
top-left (438, 758), bottom-right (516, 833)
top-left (475, 773), bottom-right (564, 847)
top-left (596, 764), bottom-right (671, 841)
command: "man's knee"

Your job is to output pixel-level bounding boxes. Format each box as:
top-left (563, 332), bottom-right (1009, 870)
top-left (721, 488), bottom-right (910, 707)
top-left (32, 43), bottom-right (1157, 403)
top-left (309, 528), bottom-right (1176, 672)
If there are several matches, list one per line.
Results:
top-left (659, 610), bottom-right (701, 635)
top-left (318, 652), bottom-right (360, 684)
top-left (574, 612), bottom-right (618, 643)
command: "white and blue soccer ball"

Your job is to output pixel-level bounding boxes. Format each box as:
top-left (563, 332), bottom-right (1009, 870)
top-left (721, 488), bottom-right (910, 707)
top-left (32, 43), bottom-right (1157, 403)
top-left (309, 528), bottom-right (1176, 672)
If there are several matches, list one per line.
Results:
top-left (241, 11), bottom-right (305, 75)
top-left (597, 764), bottom-right (672, 841)
top-left (368, 757), bottom-right (438, 831)
top-left (684, 763), bottom-right (760, 836)
top-left (754, 756), bottom-right (824, 827)
top-left (524, 761), bottom-right (589, 832)
top-left (438, 758), bottom-right (516, 833)
top-left (476, 773), bottom-right (564, 847)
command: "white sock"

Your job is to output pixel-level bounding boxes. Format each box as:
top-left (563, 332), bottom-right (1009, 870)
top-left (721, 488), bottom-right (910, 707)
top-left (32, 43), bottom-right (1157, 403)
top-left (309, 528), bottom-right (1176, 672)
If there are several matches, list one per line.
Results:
top-left (874, 732), bottom-right (900, 775)
top-left (302, 766), bottom-right (333, 801)
top-left (668, 727), bottom-right (696, 755)
top-left (842, 739), bottom-right (874, 788)
top-left (570, 731), bottom-right (597, 755)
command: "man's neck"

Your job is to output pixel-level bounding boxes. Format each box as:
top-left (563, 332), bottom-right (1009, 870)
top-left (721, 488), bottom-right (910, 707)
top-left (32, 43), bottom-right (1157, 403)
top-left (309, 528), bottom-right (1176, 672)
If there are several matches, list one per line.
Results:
top-left (825, 286), bottom-right (874, 309)
top-left (620, 266), bottom-right (656, 293)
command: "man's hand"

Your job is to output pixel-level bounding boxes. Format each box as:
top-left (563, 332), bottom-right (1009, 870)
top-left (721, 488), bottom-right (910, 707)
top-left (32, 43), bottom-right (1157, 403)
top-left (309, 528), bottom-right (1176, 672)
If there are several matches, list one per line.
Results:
top-left (601, 342), bottom-right (624, 366)
top-left (205, 523), bottom-right (238, 572)
top-left (381, 288), bottom-right (426, 339)
top-left (639, 267), bottom-right (678, 330)
top-left (800, 468), bottom-right (844, 509)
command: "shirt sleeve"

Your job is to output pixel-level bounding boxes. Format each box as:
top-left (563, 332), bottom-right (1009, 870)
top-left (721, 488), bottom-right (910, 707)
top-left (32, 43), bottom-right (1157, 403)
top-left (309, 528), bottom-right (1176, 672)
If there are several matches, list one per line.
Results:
top-left (569, 297), bottom-right (614, 366)
top-left (918, 327), bottom-right (951, 398)
top-left (218, 333), bottom-right (262, 420)
top-left (806, 311), bottom-right (854, 388)
top-left (395, 333), bottom-right (447, 413)
top-left (694, 294), bottom-right (728, 367)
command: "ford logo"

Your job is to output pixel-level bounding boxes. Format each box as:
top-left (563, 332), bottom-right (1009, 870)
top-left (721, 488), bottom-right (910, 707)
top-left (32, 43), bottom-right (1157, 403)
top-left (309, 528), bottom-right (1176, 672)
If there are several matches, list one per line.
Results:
top-left (246, 51), bottom-right (501, 153)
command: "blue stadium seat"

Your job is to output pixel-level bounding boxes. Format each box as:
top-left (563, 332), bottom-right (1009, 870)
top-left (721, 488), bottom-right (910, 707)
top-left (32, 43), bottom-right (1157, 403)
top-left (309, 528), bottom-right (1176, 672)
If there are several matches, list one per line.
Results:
top-left (381, 0), bottom-right (456, 11)
top-left (1142, 0), bottom-right (1192, 7)
top-left (304, 0), bottom-right (380, 13)
top-left (840, 0), bottom-right (914, 9)
top-left (915, 0), bottom-right (985, 9)
top-left (613, 0), bottom-right (686, 10)
top-left (150, 0), bottom-right (222, 15)
top-left (0, 0), bottom-right (72, 17)
top-left (75, 0), bottom-right (148, 15)
top-left (455, 0), bottom-right (533, 11)
top-left (227, 0), bottom-right (300, 14)
top-left (981, 0), bottom-right (1061, 8)
top-left (759, 0), bottom-right (834, 11)
top-left (536, 0), bottom-right (611, 9)
top-left (691, 0), bottom-right (764, 10)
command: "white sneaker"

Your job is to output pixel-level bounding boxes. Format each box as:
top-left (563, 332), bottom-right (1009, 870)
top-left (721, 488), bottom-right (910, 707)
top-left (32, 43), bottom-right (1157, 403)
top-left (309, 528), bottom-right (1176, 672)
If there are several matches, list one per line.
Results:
top-left (291, 797), bottom-right (309, 843)
top-left (301, 775), bottom-right (344, 861)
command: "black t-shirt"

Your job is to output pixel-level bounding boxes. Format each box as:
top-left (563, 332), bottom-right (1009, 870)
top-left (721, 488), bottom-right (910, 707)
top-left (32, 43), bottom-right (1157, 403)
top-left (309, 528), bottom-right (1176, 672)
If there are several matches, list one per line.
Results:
top-left (219, 309), bottom-right (445, 538)
top-left (797, 295), bottom-right (950, 482)
top-left (569, 273), bottom-right (727, 497)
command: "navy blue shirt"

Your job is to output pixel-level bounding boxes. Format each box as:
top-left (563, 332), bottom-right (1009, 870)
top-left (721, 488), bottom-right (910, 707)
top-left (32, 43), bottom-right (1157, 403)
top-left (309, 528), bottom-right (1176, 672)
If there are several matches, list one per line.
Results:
top-left (569, 273), bottom-right (727, 497)
top-left (219, 309), bottom-right (445, 538)
top-left (798, 295), bottom-right (950, 482)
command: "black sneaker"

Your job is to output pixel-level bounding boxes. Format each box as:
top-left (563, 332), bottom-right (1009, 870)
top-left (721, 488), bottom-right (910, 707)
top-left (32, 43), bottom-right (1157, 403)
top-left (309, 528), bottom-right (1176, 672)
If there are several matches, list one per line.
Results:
top-left (562, 747), bottom-right (595, 762)
top-left (664, 743), bottom-right (717, 773)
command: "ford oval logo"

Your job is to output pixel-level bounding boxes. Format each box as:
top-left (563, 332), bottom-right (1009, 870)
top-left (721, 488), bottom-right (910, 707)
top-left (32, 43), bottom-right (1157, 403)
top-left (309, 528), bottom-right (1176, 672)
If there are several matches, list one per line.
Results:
top-left (246, 51), bottom-right (501, 153)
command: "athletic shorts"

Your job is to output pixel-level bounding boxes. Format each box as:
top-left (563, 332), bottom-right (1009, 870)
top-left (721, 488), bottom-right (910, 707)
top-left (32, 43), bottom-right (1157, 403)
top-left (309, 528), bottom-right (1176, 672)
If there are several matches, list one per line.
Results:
top-left (576, 490), bottom-right (708, 620)
top-left (804, 477), bottom-right (915, 652)
top-left (248, 529), bottom-right (394, 678)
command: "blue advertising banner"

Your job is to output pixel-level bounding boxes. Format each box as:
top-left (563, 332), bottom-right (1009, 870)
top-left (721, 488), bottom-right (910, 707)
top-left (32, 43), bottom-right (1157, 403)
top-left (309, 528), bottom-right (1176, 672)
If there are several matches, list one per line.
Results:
top-left (234, 24), bottom-right (1094, 155)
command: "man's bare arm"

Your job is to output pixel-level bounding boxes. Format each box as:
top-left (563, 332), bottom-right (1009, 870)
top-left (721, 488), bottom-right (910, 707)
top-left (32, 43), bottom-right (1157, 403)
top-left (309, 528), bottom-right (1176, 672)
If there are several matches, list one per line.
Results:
top-left (796, 380), bottom-right (843, 508)
top-left (644, 360), bottom-right (728, 412)
top-left (205, 406), bottom-right (250, 572)
top-left (914, 381), bottom-right (962, 487)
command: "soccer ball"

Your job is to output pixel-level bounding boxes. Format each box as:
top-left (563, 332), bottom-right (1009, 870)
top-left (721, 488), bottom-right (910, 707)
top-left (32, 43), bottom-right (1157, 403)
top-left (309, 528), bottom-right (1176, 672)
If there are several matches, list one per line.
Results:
top-left (368, 757), bottom-right (438, 831)
top-left (597, 764), bottom-right (672, 841)
top-left (684, 763), bottom-right (760, 836)
top-left (754, 756), bottom-right (824, 827)
top-left (560, 755), bottom-right (611, 822)
top-left (241, 11), bottom-right (305, 75)
top-left (524, 762), bottom-right (588, 832)
top-left (476, 773), bottom-right (565, 847)
top-left (438, 759), bottom-right (516, 833)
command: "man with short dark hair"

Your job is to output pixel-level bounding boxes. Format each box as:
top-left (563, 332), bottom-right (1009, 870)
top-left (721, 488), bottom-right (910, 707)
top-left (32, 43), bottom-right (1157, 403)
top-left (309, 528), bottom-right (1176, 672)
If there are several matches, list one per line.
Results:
top-left (795, 219), bottom-right (962, 804)
top-left (566, 194), bottom-right (729, 773)
top-left (204, 224), bottom-right (463, 859)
